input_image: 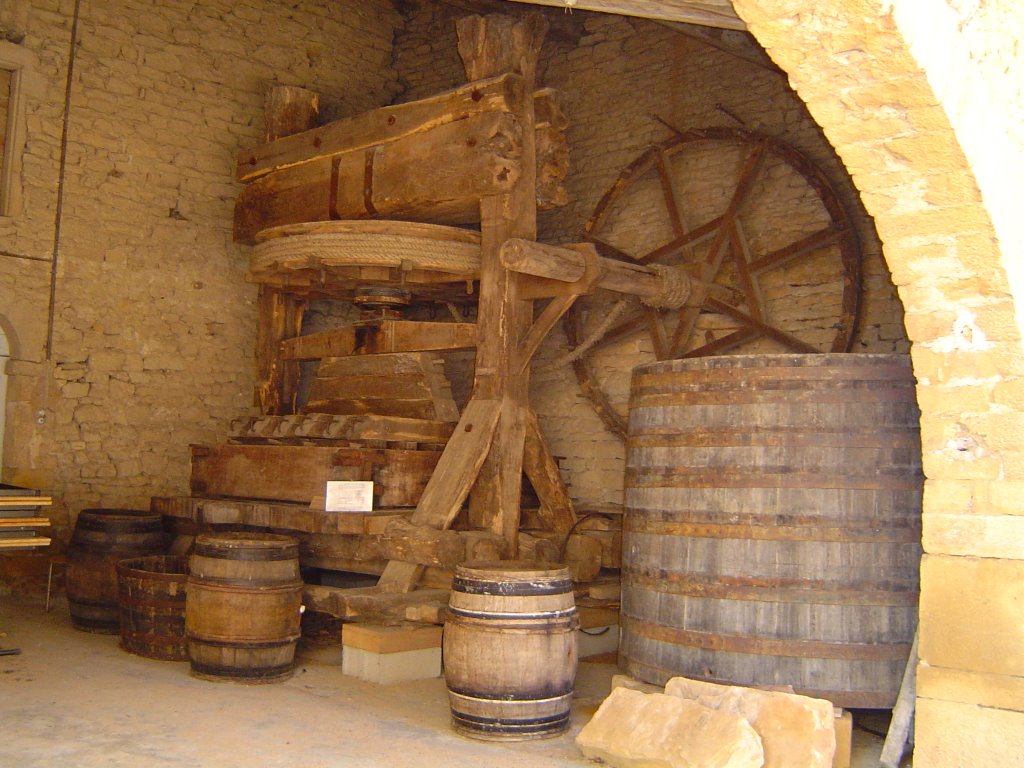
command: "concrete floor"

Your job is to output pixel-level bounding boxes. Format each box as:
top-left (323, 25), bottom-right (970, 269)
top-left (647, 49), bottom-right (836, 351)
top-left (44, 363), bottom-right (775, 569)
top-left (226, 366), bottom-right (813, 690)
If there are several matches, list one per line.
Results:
top-left (0, 595), bottom-right (904, 768)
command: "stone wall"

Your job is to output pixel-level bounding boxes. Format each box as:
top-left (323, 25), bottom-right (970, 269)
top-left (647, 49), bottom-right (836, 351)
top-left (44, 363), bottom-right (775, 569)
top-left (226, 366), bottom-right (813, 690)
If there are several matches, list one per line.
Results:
top-left (0, 0), bottom-right (402, 524)
top-left (392, 2), bottom-right (908, 509)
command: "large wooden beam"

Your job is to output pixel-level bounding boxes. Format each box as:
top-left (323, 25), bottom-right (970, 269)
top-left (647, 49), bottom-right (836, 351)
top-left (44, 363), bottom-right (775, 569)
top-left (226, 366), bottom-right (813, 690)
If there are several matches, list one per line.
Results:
top-left (502, 0), bottom-right (746, 31)
top-left (234, 111), bottom-right (523, 244)
top-left (238, 74), bottom-right (522, 182)
top-left (452, 12), bottom-right (547, 559)
top-left (280, 320), bottom-right (477, 360)
top-left (189, 444), bottom-right (441, 508)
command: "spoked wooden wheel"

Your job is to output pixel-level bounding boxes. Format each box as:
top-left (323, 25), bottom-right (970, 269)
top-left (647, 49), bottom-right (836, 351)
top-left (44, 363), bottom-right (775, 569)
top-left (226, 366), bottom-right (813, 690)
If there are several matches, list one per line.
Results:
top-left (565, 127), bottom-right (862, 438)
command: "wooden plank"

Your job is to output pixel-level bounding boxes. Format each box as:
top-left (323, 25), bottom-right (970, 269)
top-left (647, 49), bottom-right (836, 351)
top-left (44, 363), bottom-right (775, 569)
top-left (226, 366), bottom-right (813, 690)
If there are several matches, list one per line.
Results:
top-left (376, 398), bottom-right (502, 591)
top-left (280, 321), bottom-right (477, 361)
top-left (880, 629), bottom-right (919, 768)
top-left (501, 0), bottom-right (746, 30)
top-left (303, 584), bottom-right (450, 622)
top-left (0, 496), bottom-right (52, 506)
top-left (237, 74), bottom-right (522, 181)
top-left (306, 351), bottom-right (459, 423)
top-left (0, 518), bottom-right (50, 528)
top-left (153, 495), bottom-right (372, 535)
top-left (0, 538), bottom-right (52, 548)
top-left (234, 110), bottom-right (523, 244)
top-left (189, 444), bottom-right (440, 507)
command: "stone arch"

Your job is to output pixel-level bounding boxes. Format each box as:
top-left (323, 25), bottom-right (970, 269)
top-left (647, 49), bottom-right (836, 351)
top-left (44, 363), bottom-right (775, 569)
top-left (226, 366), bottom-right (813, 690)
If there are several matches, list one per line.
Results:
top-left (729, 0), bottom-right (1024, 764)
top-left (0, 313), bottom-right (21, 361)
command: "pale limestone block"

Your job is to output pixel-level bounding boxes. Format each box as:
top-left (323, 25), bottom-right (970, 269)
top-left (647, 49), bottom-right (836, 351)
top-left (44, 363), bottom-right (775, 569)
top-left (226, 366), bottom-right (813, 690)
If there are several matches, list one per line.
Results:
top-left (665, 677), bottom-right (835, 768)
top-left (611, 673), bottom-right (663, 695)
top-left (575, 688), bottom-right (764, 768)
top-left (341, 645), bottom-right (441, 686)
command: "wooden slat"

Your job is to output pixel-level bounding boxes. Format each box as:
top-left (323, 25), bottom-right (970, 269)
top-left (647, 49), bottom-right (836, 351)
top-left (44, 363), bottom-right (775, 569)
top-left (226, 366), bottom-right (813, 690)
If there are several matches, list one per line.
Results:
top-left (0, 518), bottom-right (50, 528)
top-left (0, 537), bottom-right (51, 548)
top-left (0, 497), bottom-right (52, 507)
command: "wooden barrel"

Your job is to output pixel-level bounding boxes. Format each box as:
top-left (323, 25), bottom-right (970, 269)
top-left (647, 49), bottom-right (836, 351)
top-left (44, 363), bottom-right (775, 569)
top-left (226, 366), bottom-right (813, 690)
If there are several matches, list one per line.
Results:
top-left (116, 555), bottom-right (189, 661)
top-left (622, 354), bottom-right (922, 708)
top-left (66, 509), bottom-right (168, 633)
top-left (443, 561), bottom-right (579, 741)
top-left (185, 532), bottom-right (303, 683)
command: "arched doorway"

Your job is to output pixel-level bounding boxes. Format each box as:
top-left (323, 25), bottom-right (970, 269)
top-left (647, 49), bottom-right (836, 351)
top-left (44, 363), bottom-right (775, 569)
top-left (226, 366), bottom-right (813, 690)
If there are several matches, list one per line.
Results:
top-left (724, 1), bottom-right (1024, 765)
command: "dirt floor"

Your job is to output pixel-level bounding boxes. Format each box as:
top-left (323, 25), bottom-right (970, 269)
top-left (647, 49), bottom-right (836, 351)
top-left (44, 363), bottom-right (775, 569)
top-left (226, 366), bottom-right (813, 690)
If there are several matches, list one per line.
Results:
top-left (0, 595), bottom-right (906, 767)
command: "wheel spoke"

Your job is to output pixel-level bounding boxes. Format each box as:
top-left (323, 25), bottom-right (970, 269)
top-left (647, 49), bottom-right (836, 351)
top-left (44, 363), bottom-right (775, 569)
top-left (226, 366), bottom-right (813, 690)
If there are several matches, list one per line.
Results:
top-left (644, 307), bottom-right (671, 360)
top-left (705, 298), bottom-right (819, 353)
top-left (682, 327), bottom-right (761, 357)
top-left (729, 219), bottom-right (765, 322)
top-left (636, 216), bottom-right (722, 265)
top-left (582, 232), bottom-right (642, 264)
top-left (579, 310), bottom-right (648, 356)
top-left (749, 225), bottom-right (847, 275)
top-left (655, 148), bottom-right (687, 240)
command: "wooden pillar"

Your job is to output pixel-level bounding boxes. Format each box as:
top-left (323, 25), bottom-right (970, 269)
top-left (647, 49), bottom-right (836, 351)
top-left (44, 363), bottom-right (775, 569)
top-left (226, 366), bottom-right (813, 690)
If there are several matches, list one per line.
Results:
top-left (376, 14), bottom-right (548, 592)
top-left (458, 13), bottom-right (546, 553)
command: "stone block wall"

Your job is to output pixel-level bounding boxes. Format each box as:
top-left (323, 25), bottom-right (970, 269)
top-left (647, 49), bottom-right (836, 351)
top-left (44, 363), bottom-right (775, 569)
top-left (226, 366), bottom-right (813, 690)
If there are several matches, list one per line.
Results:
top-left (392, 2), bottom-right (909, 509)
top-left (0, 0), bottom-right (402, 523)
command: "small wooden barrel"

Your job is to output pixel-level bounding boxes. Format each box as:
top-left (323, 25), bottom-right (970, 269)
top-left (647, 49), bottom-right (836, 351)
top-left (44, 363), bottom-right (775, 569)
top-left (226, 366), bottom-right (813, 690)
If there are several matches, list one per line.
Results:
top-left (116, 555), bottom-right (189, 661)
top-left (622, 354), bottom-right (922, 708)
top-left (443, 561), bottom-right (579, 741)
top-left (185, 532), bottom-right (303, 683)
top-left (66, 509), bottom-right (168, 633)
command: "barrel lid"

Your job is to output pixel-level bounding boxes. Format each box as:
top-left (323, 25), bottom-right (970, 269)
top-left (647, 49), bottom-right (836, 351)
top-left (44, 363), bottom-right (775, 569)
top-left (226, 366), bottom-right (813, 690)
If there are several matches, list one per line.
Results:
top-left (456, 560), bottom-right (569, 578)
top-left (78, 508), bottom-right (160, 522)
top-left (194, 532), bottom-right (298, 549)
top-left (633, 352), bottom-right (913, 376)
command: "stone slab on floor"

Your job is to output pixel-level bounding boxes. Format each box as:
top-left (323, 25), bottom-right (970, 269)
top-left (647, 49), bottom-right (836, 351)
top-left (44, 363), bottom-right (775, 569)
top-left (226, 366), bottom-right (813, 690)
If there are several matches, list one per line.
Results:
top-left (666, 676), bottom-right (836, 768)
top-left (575, 686), bottom-right (765, 768)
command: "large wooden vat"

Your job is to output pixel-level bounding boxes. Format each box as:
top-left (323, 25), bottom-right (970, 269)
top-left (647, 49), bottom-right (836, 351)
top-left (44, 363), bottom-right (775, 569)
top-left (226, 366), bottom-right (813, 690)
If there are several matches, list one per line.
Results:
top-left (116, 555), bottom-right (189, 661)
top-left (443, 561), bottom-right (579, 741)
top-left (621, 354), bottom-right (922, 708)
top-left (185, 532), bottom-right (303, 683)
top-left (66, 509), bottom-right (168, 633)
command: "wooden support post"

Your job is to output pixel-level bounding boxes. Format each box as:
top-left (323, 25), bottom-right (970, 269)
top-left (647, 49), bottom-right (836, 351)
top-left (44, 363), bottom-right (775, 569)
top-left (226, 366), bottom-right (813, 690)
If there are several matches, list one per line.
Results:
top-left (458, 13), bottom-right (545, 555)
top-left (254, 287), bottom-right (306, 415)
top-left (377, 13), bottom-right (547, 592)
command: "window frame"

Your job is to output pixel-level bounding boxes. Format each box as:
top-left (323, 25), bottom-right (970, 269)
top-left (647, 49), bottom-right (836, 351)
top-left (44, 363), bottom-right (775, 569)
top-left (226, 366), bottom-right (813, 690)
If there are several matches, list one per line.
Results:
top-left (0, 41), bottom-right (35, 220)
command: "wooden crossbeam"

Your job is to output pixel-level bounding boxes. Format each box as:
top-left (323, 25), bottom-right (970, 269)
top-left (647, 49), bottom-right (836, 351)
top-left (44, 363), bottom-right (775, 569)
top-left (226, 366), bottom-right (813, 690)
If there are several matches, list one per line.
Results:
top-left (280, 321), bottom-right (477, 360)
